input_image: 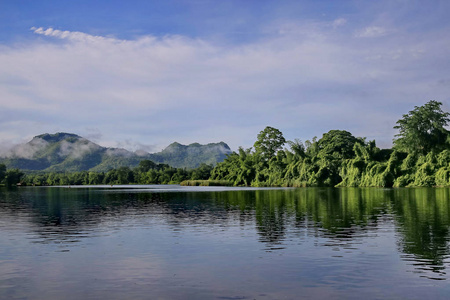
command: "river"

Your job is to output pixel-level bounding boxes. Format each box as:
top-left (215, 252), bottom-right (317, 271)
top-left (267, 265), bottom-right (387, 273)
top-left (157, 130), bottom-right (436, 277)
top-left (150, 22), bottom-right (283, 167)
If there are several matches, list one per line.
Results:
top-left (1, 185), bottom-right (449, 299)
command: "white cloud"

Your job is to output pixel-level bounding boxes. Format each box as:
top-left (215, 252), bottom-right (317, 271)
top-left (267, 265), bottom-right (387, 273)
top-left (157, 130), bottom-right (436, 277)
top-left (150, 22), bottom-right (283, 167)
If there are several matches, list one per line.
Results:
top-left (1, 137), bottom-right (48, 159)
top-left (0, 23), bottom-right (449, 151)
top-left (115, 139), bottom-right (157, 153)
top-left (106, 148), bottom-right (133, 158)
top-left (332, 18), bottom-right (347, 28)
top-left (31, 27), bottom-right (116, 43)
top-left (355, 26), bottom-right (388, 38)
top-left (58, 139), bottom-right (101, 159)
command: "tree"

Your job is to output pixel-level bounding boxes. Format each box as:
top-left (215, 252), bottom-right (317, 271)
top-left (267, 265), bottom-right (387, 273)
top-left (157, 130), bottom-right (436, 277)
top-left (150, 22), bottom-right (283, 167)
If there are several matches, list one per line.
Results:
top-left (317, 130), bottom-right (360, 159)
top-left (104, 169), bottom-right (119, 184)
top-left (88, 171), bottom-right (104, 185)
top-left (117, 166), bottom-right (133, 184)
top-left (171, 168), bottom-right (188, 183)
top-left (190, 163), bottom-right (213, 180)
top-left (4, 169), bottom-right (24, 186)
top-left (394, 100), bottom-right (450, 154)
top-left (137, 160), bottom-right (157, 172)
top-left (287, 139), bottom-right (306, 158)
top-left (253, 126), bottom-right (286, 160)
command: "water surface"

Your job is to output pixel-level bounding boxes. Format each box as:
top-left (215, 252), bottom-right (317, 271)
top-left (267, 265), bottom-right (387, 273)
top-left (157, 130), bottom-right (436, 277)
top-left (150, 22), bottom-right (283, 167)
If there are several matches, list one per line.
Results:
top-left (1, 186), bottom-right (450, 299)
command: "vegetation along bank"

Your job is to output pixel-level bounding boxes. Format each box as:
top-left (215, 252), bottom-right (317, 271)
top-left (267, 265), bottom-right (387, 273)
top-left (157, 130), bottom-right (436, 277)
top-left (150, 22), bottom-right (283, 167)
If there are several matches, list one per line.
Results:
top-left (210, 100), bottom-right (450, 187)
top-left (1, 100), bottom-right (449, 188)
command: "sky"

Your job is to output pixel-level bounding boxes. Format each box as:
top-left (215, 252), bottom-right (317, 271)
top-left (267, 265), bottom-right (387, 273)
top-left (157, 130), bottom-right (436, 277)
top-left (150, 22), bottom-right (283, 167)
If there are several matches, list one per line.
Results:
top-left (0, 0), bottom-right (449, 152)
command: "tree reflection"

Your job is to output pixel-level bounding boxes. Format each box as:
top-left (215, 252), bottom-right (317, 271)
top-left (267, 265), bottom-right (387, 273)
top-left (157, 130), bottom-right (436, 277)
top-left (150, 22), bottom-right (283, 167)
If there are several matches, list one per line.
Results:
top-left (392, 188), bottom-right (450, 278)
top-left (253, 190), bottom-right (288, 246)
top-left (1, 186), bottom-right (450, 278)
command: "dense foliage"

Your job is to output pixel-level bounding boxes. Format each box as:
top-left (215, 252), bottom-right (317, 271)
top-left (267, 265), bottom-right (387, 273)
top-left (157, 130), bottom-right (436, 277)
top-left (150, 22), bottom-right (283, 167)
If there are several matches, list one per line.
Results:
top-left (211, 101), bottom-right (450, 187)
top-left (19, 161), bottom-right (213, 186)
top-left (0, 163), bottom-right (24, 187)
top-left (393, 100), bottom-right (450, 154)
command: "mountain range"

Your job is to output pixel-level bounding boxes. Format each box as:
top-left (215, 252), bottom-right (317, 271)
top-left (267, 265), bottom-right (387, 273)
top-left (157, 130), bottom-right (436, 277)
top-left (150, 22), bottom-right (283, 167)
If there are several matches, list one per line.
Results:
top-left (0, 132), bottom-right (232, 172)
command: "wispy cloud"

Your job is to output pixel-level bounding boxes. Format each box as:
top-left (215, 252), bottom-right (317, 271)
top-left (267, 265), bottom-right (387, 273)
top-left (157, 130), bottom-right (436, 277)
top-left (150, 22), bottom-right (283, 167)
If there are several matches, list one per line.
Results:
top-left (332, 18), bottom-right (347, 29)
top-left (0, 137), bottom-right (49, 159)
top-left (58, 139), bottom-right (101, 159)
top-left (355, 26), bottom-right (389, 38)
top-left (31, 27), bottom-right (116, 43)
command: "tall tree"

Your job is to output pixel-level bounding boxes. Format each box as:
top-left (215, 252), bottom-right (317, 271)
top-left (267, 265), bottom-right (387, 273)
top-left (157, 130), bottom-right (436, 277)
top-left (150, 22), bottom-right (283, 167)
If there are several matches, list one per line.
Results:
top-left (253, 126), bottom-right (286, 160)
top-left (394, 100), bottom-right (450, 154)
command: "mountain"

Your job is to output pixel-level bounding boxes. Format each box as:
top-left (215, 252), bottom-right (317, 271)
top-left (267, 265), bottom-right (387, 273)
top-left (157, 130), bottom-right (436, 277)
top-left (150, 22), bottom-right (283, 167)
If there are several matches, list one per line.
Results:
top-left (149, 142), bottom-right (231, 168)
top-left (0, 132), bottom-right (232, 172)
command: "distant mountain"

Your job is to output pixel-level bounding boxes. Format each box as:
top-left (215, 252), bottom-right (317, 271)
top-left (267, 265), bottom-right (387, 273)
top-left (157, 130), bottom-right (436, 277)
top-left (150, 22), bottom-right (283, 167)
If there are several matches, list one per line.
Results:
top-left (149, 142), bottom-right (231, 169)
top-left (0, 132), bottom-right (232, 172)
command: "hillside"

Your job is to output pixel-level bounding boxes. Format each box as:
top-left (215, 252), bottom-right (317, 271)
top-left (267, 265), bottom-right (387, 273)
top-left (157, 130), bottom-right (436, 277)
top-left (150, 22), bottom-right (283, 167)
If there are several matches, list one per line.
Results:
top-left (0, 132), bottom-right (232, 172)
top-left (149, 142), bottom-right (231, 168)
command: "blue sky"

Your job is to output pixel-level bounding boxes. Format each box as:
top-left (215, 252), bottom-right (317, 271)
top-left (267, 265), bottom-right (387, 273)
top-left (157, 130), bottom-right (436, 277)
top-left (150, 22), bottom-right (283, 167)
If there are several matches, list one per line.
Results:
top-left (1, 0), bottom-right (449, 152)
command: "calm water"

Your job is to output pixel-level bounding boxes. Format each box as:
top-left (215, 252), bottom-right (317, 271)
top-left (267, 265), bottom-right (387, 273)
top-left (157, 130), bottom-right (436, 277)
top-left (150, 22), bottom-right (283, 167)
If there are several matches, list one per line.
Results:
top-left (1, 186), bottom-right (450, 299)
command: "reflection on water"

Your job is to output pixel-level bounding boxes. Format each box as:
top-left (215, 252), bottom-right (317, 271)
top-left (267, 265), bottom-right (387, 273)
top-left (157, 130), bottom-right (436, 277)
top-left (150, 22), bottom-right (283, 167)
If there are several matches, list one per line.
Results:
top-left (392, 188), bottom-right (450, 280)
top-left (1, 186), bottom-right (450, 299)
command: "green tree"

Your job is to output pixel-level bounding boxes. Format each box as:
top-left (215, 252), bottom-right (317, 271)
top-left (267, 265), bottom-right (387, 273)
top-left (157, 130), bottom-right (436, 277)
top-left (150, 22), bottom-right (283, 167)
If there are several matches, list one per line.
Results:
top-left (171, 168), bottom-right (189, 183)
top-left (305, 137), bottom-right (319, 157)
top-left (287, 139), bottom-right (306, 158)
top-left (190, 163), bottom-right (213, 180)
top-left (317, 130), bottom-right (360, 159)
top-left (88, 171), bottom-right (104, 185)
top-left (394, 100), bottom-right (450, 154)
top-left (104, 169), bottom-right (118, 184)
top-left (117, 166), bottom-right (134, 184)
top-left (137, 160), bottom-right (157, 172)
top-left (253, 126), bottom-right (286, 160)
top-left (4, 169), bottom-right (24, 186)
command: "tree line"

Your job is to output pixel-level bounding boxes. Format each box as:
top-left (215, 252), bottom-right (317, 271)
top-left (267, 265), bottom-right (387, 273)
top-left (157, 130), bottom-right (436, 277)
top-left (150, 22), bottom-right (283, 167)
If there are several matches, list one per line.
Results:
top-left (1, 161), bottom-right (213, 186)
top-left (210, 100), bottom-right (450, 187)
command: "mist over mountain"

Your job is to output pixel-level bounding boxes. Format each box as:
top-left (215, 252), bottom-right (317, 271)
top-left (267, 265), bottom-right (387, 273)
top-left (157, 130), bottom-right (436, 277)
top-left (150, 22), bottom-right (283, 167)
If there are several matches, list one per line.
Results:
top-left (0, 132), bottom-right (231, 172)
top-left (150, 142), bottom-right (231, 169)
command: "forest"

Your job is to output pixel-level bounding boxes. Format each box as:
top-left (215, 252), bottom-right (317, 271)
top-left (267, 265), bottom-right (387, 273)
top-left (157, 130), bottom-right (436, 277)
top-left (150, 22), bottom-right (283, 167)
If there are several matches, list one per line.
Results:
top-left (210, 100), bottom-right (450, 187)
top-left (9, 162), bottom-right (213, 186)
top-left (1, 100), bottom-right (449, 188)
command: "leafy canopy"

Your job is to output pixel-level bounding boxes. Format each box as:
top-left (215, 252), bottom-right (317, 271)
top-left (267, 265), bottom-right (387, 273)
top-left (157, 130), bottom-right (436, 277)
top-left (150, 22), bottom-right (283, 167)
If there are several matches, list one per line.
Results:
top-left (317, 130), bottom-right (360, 159)
top-left (394, 100), bottom-right (450, 154)
top-left (253, 126), bottom-right (286, 160)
